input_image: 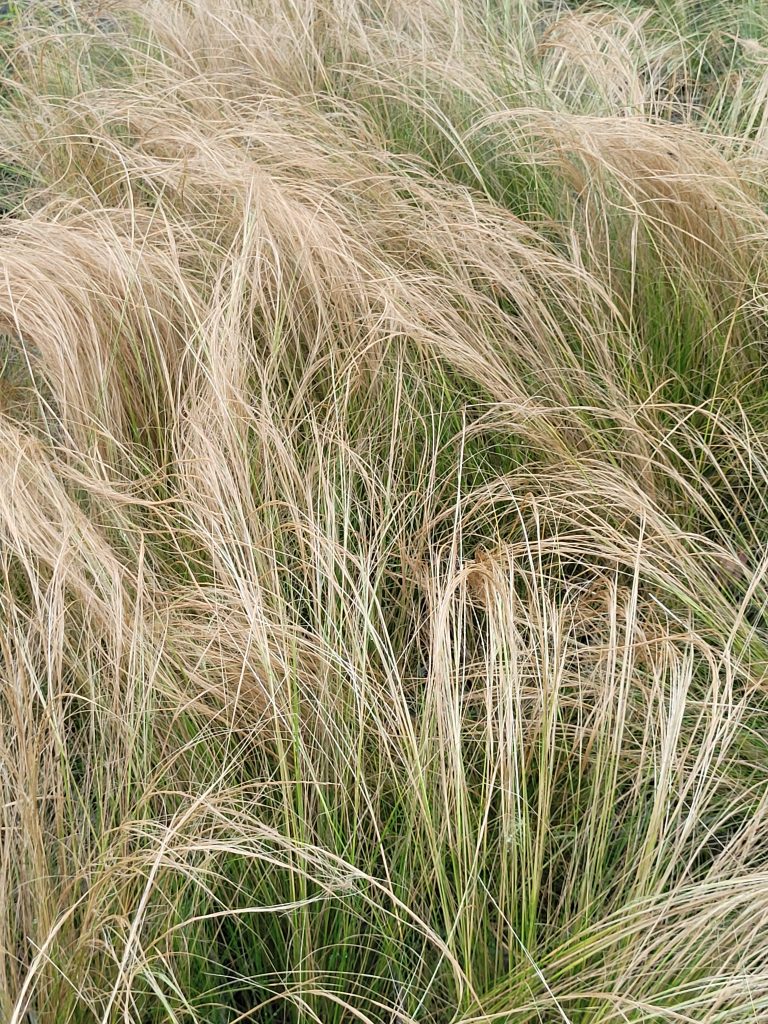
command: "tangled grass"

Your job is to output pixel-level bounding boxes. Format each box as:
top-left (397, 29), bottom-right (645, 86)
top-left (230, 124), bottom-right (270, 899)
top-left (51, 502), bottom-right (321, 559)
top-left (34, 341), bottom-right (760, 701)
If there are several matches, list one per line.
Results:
top-left (1, 0), bottom-right (768, 1020)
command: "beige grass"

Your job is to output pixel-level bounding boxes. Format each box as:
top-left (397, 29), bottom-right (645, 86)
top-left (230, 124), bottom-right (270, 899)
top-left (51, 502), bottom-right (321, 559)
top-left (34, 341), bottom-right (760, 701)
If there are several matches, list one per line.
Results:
top-left (0, 1), bottom-right (767, 1021)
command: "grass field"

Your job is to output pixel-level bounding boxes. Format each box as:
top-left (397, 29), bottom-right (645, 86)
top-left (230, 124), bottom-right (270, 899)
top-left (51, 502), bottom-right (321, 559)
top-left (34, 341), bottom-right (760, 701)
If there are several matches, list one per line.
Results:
top-left (1, 1), bottom-right (768, 1020)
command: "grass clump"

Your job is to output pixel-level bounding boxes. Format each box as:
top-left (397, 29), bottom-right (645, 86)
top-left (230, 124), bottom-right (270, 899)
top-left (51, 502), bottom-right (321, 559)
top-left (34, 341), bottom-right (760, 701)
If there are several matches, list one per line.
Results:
top-left (1, 1), bottom-right (768, 1021)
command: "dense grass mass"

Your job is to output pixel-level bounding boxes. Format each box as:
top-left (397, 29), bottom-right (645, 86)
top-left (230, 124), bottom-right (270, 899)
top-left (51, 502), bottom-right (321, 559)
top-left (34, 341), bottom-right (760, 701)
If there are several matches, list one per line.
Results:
top-left (2, 0), bottom-right (768, 1020)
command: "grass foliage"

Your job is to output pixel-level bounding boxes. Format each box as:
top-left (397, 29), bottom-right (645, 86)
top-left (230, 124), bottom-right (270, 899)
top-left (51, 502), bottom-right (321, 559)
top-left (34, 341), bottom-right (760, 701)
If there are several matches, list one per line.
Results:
top-left (1, 0), bottom-right (768, 1020)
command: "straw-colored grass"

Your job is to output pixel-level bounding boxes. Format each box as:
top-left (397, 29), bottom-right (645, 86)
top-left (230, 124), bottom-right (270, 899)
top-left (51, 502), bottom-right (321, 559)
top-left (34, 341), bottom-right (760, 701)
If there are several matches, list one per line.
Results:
top-left (1, 1), bottom-right (768, 1021)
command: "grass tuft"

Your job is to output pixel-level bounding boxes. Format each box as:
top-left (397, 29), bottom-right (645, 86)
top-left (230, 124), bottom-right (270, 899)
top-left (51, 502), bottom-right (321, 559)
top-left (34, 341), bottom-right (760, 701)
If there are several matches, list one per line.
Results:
top-left (1, 1), bottom-right (768, 1021)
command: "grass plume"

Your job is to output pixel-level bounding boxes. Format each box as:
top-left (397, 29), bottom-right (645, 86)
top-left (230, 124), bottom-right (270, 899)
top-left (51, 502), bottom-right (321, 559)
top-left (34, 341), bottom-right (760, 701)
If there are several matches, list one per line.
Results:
top-left (0, 1), bottom-right (767, 1021)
